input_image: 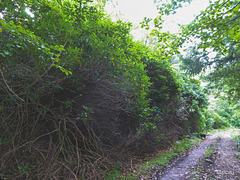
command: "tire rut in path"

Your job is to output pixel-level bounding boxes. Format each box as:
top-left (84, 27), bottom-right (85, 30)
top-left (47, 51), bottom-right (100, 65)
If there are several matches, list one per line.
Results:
top-left (155, 129), bottom-right (240, 180)
top-left (192, 130), bottom-right (240, 180)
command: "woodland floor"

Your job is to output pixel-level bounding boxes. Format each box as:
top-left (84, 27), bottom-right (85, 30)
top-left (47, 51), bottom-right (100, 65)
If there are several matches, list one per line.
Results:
top-left (153, 129), bottom-right (240, 180)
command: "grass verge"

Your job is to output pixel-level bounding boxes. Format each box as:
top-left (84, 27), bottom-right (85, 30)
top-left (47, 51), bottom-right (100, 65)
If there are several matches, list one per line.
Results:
top-left (233, 132), bottom-right (240, 160)
top-left (105, 136), bottom-right (202, 179)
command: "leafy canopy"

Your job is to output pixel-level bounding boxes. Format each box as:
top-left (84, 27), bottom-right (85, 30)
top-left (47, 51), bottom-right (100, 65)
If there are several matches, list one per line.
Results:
top-left (180, 0), bottom-right (240, 100)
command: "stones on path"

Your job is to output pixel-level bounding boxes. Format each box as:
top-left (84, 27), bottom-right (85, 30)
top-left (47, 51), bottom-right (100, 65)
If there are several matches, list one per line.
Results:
top-left (155, 129), bottom-right (240, 180)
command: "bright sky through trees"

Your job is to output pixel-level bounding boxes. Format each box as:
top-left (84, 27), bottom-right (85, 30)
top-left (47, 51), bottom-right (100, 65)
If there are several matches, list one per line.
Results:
top-left (105, 0), bottom-right (210, 39)
top-left (25, 8), bottom-right (34, 18)
top-left (105, 0), bottom-right (158, 25)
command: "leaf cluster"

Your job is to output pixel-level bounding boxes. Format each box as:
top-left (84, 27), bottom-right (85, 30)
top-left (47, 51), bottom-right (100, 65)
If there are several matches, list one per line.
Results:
top-left (180, 0), bottom-right (240, 100)
top-left (0, 0), bottom-right (211, 178)
top-left (155, 0), bottom-right (192, 15)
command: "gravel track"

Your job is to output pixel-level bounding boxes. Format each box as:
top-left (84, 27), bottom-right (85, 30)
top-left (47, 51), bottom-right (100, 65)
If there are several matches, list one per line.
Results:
top-left (155, 129), bottom-right (240, 180)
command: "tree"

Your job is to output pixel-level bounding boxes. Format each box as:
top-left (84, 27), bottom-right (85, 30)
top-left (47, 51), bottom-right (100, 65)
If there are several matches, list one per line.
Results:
top-left (154, 0), bottom-right (192, 15)
top-left (180, 0), bottom-right (240, 100)
top-left (179, 46), bottom-right (211, 76)
top-left (0, 0), bottom-right (211, 178)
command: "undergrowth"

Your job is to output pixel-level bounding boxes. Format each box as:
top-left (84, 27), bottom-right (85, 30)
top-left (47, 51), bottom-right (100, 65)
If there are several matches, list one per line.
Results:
top-left (233, 133), bottom-right (240, 160)
top-left (0, 0), bottom-right (209, 179)
top-left (105, 136), bottom-right (201, 179)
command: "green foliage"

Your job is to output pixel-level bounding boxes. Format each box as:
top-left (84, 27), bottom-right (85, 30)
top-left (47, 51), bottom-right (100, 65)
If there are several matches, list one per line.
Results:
top-left (77, 105), bottom-right (94, 122)
top-left (205, 116), bottom-right (215, 130)
top-left (181, 78), bottom-right (207, 109)
top-left (113, 136), bottom-right (200, 179)
top-left (0, 11), bottom-right (70, 74)
top-left (205, 146), bottom-right (216, 156)
top-left (105, 170), bottom-right (122, 180)
top-left (180, 77), bottom-right (208, 132)
top-left (105, 161), bottom-right (125, 180)
top-left (233, 135), bottom-right (240, 154)
top-left (0, 0), bottom-right (151, 119)
top-left (154, 0), bottom-right (193, 15)
top-left (206, 64), bottom-right (240, 102)
top-left (139, 0), bottom-right (208, 134)
top-left (0, 0), bottom-right (214, 178)
top-left (205, 99), bottom-right (240, 129)
top-left (180, 0), bottom-right (240, 100)
top-left (0, 1), bottom-right (152, 178)
top-left (0, 138), bottom-right (8, 152)
top-left (228, 102), bottom-right (240, 128)
top-left (172, 137), bottom-right (193, 154)
top-left (211, 112), bottom-right (230, 129)
top-left (178, 46), bottom-right (211, 76)
top-left (231, 114), bottom-right (240, 128)
top-left (145, 54), bottom-right (180, 107)
top-left (64, 99), bottom-right (72, 109)
top-left (18, 162), bottom-right (35, 177)
top-left (155, 133), bottom-right (168, 142)
top-left (182, 0), bottom-right (240, 54)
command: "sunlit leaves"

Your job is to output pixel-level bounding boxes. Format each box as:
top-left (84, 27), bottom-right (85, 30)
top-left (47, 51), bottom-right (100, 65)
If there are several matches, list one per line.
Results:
top-left (0, 0), bottom-right (209, 131)
top-left (0, 19), bottom-right (69, 74)
top-left (155, 0), bottom-right (193, 15)
top-left (140, 17), bottom-right (152, 30)
top-left (182, 0), bottom-right (240, 55)
top-left (179, 0), bottom-right (240, 100)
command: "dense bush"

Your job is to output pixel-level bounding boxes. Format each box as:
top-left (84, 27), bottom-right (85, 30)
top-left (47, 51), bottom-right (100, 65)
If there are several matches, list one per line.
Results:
top-left (212, 113), bottom-right (230, 129)
top-left (232, 113), bottom-right (240, 128)
top-left (179, 77), bottom-right (208, 133)
top-left (145, 51), bottom-right (180, 107)
top-left (204, 99), bottom-right (240, 129)
top-left (0, 0), bottom-right (209, 178)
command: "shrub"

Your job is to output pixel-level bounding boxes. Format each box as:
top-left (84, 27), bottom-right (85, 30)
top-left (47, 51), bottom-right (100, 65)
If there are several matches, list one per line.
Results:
top-left (212, 113), bottom-right (230, 129)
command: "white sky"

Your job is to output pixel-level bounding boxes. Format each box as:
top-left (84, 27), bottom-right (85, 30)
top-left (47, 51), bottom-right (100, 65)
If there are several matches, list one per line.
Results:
top-left (1, 0), bottom-right (210, 40)
top-left (105, 0), bottom-right (210, 39)
top-left (25, 8), bottom-right (34, 18)
top-left (105, 0), bottom-right (158, 25)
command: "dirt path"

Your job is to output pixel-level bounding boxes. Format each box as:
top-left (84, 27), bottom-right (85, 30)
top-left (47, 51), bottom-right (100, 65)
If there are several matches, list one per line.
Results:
top-left (154, 129), bottom-right (240, 180)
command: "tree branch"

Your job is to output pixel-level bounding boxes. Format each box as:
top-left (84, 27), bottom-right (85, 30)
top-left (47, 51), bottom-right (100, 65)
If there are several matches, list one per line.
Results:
top-left (0, 68), bottom-right (25, 102)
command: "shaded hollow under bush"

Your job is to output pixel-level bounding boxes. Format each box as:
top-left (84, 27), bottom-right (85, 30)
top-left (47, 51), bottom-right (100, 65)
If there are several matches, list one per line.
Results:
top-left (0, 60), bottom-right (145, 179)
